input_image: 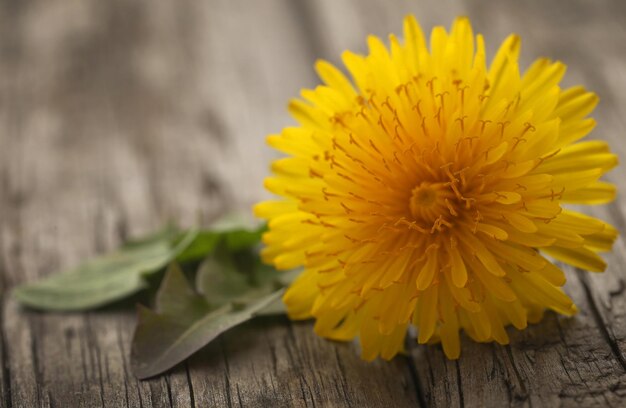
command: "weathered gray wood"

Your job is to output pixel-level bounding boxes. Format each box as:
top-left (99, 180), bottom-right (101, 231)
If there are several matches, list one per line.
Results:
top-left (1, 0), bottom-right (626, 407)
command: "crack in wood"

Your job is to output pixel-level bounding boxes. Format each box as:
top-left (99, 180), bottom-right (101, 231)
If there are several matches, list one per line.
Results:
top-left (28, 320), bottom-right (43, 408)
top-left (454, 360), bottom-right (465, 408)
top-left (184, 362), bottom-right (197, 408)
top-left (164, 375), bottom-right (175, 408)
top-left (504, 345), bottom-right (529, 402)
top-left (577, 270), bottom-right (626, 372)
top-left (404, 339), bottom-right (428, 408)
top-left (332, 348), bottom-right (353, 408)
top-left (85, 314), bottom-right (107, 407)
top-left (220, 337), bottom-right (234, 408)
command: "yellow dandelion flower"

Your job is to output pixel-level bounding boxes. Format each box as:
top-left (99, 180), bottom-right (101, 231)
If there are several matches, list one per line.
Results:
top-left (254, 16), bottom-right (619, 360)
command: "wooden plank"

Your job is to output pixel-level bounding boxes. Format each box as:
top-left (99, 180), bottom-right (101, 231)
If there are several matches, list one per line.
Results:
top-left (2, 0), bottom-right (626, 406)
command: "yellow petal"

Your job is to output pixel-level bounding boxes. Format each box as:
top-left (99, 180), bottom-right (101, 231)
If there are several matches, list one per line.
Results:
top-left (503, 212), bottom-right (538, 233)
top-left (448, 243), bottom-right (468, 287)
top-left (416, 285), bottom-right (439, 343)
top-left (562, 181), bottom-right (616, 204)
top-left (283, 271), bottom-right (318, 319)
top-left (542, 246), bottom-right (607, 272)
top-left (584, 223), bottom-right (618, 252)
top-left (254, 200), bottom-right (298, 219)
top-left (315, 60), bottom-right (356, 98)
top-left (439, 284), bottom-right (461, 359)
top-left (509, 269), bottom-right (576, 316)
top-left (417, 252), bottom-right (438, 290)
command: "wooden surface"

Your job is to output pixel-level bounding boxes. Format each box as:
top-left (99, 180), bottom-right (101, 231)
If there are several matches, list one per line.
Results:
top-left (1, 0), bottom-right (625, 406)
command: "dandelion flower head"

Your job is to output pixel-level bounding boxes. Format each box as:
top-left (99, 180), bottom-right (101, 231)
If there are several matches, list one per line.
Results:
top-left (255, 16), bottom-right (618, 359)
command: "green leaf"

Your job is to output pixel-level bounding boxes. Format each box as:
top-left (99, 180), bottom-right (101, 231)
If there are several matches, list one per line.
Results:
top-left (208, 215), bottom-right (266, 251)
top-left (195, 245), bottom-right (294, 308)
top-left (154, 263), bottom-right (210, 323)
top-left (173, 231), bottom-right (221, 263)
top-left (223, 227), bottom-right (265, 251)
top-left (131, 263), bottom-right (282, 379)
top-left (174, 224), bottom-right (264, 263)
top-left (195, 255), bottom-right (251, 306)
top-left (13, 230), bottom-right (198, 311)
top-left (12, 214), bottom-right (267, 311)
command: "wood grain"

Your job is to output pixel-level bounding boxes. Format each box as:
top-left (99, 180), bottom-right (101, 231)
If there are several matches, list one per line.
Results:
top-left (0, 0), bottom-right (625, 407)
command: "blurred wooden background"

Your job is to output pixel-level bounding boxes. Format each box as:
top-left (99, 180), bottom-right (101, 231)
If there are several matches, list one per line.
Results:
top-left (1, 0), bottom-right (626, 406)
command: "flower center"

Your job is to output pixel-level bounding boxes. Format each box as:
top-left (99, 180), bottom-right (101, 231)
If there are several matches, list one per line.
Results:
top-left (409, 182), bottom-right (455, 226)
